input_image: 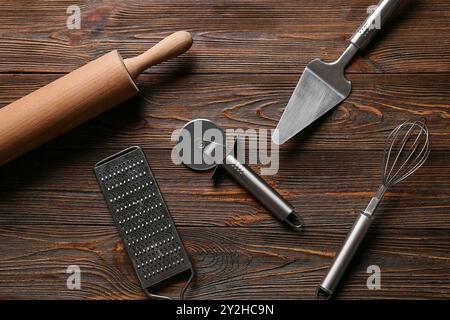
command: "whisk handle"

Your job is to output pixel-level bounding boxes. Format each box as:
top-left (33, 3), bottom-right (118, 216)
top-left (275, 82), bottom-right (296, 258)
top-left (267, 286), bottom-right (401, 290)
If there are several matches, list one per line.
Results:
top-left (318, 212), bottom-right (374, 296)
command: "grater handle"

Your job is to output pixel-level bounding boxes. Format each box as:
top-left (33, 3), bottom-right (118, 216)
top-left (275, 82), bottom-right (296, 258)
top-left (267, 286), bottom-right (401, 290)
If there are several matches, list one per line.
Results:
top-left (318, 212), bottom-right (374, 296)
top-left (219, 154), bottom-right (302, 228)
top-left (350, 0), bottom-right (401, 50)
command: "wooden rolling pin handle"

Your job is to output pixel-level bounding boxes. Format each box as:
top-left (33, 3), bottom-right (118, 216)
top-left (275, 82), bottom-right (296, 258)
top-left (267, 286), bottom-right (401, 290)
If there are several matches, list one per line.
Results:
top-left (124, 31), bottom-right (193, 79)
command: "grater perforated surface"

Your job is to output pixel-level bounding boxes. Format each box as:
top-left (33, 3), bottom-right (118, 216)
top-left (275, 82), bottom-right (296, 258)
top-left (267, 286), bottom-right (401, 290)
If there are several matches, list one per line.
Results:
top-left (94, 146), bottom-right (192, 290)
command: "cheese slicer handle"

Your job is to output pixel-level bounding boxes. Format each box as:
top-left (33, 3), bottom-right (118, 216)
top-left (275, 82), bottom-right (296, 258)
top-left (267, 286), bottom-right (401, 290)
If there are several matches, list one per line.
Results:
top-left (351, 0), bottom-right (401, 50)
top-left (124, 31), bottom-right (193, 79)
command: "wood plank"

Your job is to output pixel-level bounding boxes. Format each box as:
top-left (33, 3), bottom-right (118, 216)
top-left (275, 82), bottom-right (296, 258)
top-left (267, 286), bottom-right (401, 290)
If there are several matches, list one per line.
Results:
top-left (0, 73), bottom-right (449, 151)
top-left (0, 148), bottom-right (448, 229)
top-left (0, 0), bottom-right (449, 74)
top-left (0, 225), bottom-right (448, 299)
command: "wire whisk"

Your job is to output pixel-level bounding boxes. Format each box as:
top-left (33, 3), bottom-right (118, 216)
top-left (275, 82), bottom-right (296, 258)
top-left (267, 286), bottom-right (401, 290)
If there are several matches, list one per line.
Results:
top-left (383, 119), bottom-right (431, 187)
top-left (317, 119), bottom-right (431, 298)
top-left (365, 119), bottom-right (431, 216)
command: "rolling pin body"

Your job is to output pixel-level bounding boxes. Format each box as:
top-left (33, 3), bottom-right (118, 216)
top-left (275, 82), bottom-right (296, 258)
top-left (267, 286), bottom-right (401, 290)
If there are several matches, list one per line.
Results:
top-left (0, 51), bottom-right (137, 165)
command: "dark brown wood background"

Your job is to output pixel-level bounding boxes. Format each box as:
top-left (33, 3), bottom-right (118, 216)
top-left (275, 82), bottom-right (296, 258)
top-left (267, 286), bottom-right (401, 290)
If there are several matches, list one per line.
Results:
top-left (0, 0), bottom-right (449, 300)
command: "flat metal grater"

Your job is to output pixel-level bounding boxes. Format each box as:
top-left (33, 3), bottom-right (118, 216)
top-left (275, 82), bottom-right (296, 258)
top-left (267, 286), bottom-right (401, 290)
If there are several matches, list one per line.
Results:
top-left (94, 146), bottom-right (194, 300)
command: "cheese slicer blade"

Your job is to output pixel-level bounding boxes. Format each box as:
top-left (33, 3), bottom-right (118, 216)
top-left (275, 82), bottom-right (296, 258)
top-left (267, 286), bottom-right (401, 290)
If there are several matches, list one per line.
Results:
top-left (272, 0), bottom-right (402, 145)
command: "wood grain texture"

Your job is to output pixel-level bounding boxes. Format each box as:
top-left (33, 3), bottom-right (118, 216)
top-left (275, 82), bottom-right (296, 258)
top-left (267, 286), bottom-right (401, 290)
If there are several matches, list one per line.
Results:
top-left (0, 0), bottom-right (449, 300)
top-left (0, 73), bottom-right (448, 151)
top-left (0, 148), bottom-right (448, 229)
top-left (0, 226), bottom-right (449, 300)
top-left (0, 0), bottom-right (449, 74)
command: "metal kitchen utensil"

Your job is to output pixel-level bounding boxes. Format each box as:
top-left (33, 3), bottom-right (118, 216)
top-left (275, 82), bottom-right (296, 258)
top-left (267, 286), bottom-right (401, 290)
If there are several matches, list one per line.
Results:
top-left (273, 0), bottom-right (402, 145)
top-left (94, 146), bottom-right (194, 300)
top-left (178, 119), bottom-right (303, 229)
top-left (317, 119), bottom-right (431, 298)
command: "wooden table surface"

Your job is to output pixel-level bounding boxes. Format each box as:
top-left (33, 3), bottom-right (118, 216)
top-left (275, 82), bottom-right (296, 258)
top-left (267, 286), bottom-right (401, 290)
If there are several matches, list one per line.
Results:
top-left (0, 0), bottom-right (449, 300)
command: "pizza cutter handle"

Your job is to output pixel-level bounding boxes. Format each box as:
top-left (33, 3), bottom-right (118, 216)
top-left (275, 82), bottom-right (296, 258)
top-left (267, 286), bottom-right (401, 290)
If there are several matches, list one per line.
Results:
top-left (124, 31), bottom-right (193, 79)
top-left (216, 154), bottom-right (303, 229)
top-left (350, 0), bottom-right (401, 50)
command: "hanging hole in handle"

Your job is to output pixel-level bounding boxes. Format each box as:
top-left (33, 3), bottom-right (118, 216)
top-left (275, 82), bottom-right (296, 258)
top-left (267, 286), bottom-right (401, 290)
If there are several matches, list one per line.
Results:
top-left (285, 212), bottom-right (304, 229)
top-left (315, 286), bottom-right (333, 300)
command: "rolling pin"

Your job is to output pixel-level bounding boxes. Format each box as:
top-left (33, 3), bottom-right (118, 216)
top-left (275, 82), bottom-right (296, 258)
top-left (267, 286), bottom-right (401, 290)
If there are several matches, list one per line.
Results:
top-left (0, 31), bottom-right (193, 166)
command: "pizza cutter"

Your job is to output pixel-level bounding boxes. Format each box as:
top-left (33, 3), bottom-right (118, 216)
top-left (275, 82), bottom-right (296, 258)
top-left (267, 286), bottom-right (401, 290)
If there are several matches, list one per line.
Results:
top-left (178, 119), bottom-right (303, 229)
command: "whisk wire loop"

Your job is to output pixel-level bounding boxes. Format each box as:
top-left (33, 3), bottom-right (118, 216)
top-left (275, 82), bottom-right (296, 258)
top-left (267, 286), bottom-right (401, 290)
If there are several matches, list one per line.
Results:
top-left (382, 119), bottom-right (431, 187)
